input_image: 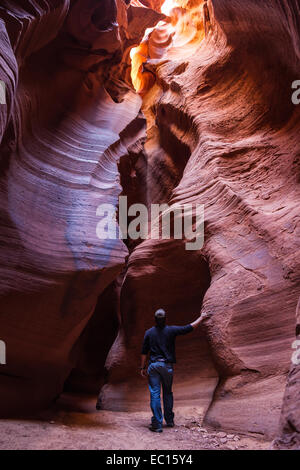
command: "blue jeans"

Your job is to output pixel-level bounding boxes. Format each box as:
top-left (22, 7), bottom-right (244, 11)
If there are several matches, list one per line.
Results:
top-left (148, 361), bottom-right (174, 429)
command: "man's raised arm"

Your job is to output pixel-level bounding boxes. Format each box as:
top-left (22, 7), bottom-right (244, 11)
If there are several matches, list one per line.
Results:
top-left (191, 311), bottom-right (208, 330)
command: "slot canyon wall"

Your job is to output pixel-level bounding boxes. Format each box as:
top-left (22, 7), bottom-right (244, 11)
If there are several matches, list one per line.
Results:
top-left (0, 0), bottom-right (299, 449)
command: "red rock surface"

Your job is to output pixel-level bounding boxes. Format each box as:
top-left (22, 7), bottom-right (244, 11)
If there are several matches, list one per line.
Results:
top-left (273, 298), bottom-right (300, 449)
top-left (0, 0), bottom-right (299, 447)
top-left (0, 0), bottom-right (156, 415)
top-left (101, 0), bottom-right (300, 441)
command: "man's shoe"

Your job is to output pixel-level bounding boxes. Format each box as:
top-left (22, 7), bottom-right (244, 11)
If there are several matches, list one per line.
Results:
top-left (166, 422), bottom-right (175, 427)
top-left (149, 425), bottom-right (163, 433)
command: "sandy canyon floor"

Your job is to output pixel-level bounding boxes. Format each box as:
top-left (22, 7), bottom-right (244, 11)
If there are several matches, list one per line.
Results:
top-left (0, 394), bottom-right (271, 451)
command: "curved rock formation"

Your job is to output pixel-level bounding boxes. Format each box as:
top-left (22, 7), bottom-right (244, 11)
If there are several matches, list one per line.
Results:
top-left (0, 0), bottom-right (299, 446)
top-left (101, 0), bottom-right (300, 441)
top-left (0, 0), bottom-right (158, 415)
top-left (273, 298), bottom-right (300, 449)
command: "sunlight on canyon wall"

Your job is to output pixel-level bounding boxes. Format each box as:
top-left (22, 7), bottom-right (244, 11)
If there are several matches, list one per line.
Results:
top-left (130, 0), bottom-right (206, 93)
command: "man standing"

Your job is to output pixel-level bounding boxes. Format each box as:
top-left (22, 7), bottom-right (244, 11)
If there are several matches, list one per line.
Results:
top-left (140, 308), bottom-right (206, 433)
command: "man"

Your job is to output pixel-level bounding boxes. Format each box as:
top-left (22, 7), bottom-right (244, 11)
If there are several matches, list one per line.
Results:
top-left (140, 308), bottom-right (206, 433)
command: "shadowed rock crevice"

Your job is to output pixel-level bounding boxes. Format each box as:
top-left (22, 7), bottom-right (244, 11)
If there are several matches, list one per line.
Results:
top-left (99, 247), bottom-right (215, 413)
top-left (64, 280), bottom-right (120, 394)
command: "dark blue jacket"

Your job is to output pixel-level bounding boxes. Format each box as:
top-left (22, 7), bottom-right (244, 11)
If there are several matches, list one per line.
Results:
top-left (141, 324), bottom-right (193, 364)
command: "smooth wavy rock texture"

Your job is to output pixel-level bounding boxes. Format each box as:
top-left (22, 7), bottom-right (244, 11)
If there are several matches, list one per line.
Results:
top-left (101, 0), bottom-right (300, 446)
top-left (273, 298), bottom-right (300, 449)
top-left (0, 0), bottom-right (299, 448)
top-left (0, 0), bottom-right (151, 415)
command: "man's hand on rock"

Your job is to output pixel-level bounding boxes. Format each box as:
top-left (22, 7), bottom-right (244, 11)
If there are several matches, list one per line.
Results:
top-left (201, 310), bottom-right (209, 320)
top-left (191, 310), bottom-right (209, 329)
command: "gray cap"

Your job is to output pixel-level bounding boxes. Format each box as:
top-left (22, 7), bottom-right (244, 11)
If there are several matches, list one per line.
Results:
top-left (155, 309), bottom-right (166, 318)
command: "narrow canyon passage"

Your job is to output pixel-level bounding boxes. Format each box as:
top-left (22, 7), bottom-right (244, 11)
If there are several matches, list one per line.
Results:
top-left (0, 0), bottom-right (299, 451)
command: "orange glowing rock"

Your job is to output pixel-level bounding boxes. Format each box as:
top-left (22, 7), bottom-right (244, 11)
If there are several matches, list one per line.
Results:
top-left (130, 39), bottom-right (153, 94)
top-left (130, 0), bottom-right (205, 94)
